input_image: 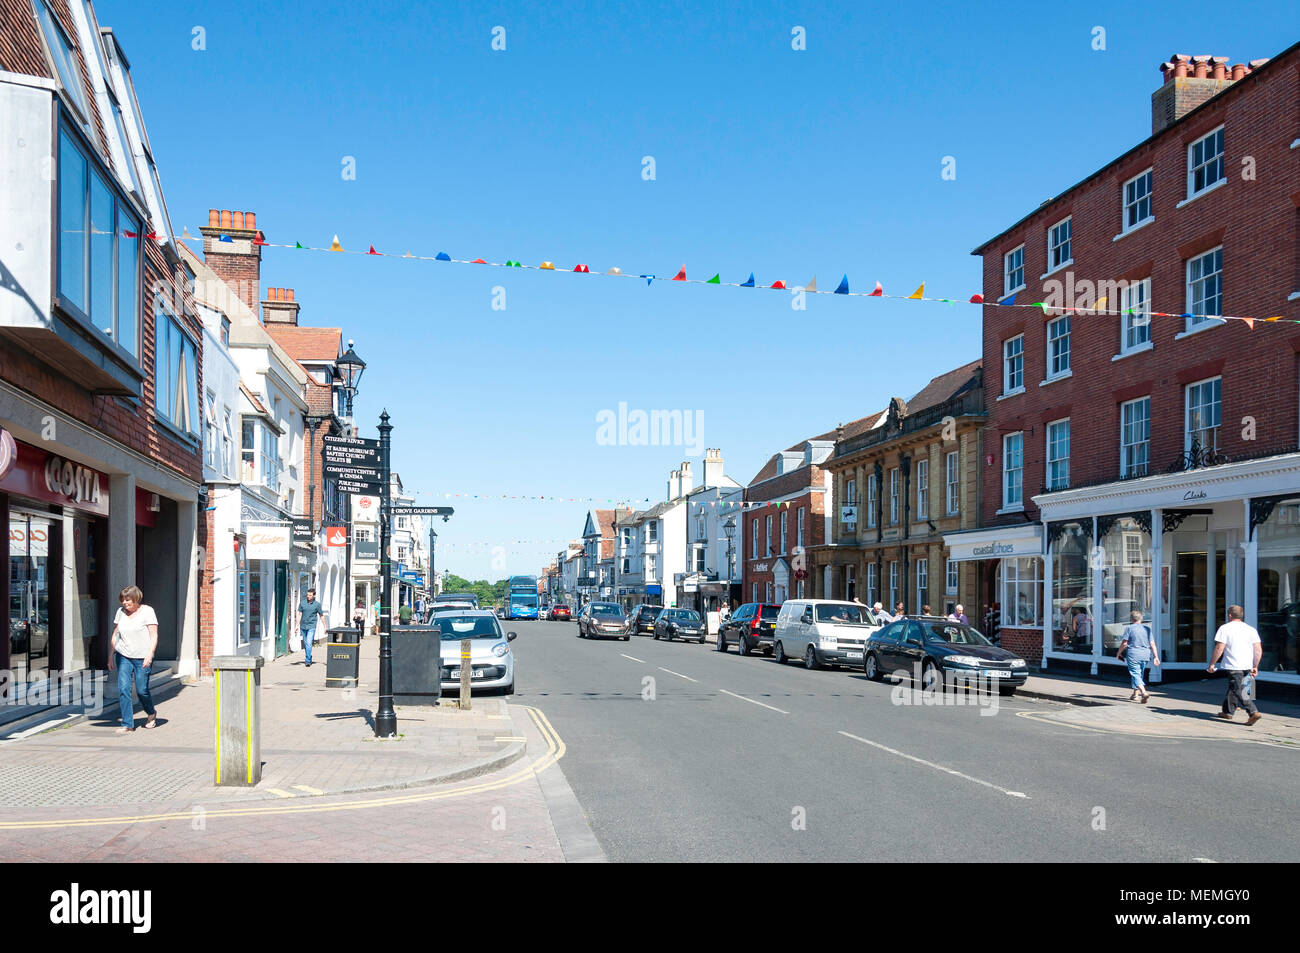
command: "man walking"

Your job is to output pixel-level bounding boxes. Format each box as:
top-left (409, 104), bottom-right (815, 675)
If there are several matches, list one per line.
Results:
top-left (297, 588), bottom-right (325, 667)
top-left (1208, 605), bottom-right (1263, 725)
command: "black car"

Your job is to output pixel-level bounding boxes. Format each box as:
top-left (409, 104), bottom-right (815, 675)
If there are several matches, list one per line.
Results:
top-left (627, 604), bottom-right (664, 636)
top-left (578, 602), bottom-right (629, 640)
top-left (862, 616), bottom-right (1028, 696)
top-left (653, 608), bottom-right (706, 643)
top-left (716, 603), bottom-right (781, 655)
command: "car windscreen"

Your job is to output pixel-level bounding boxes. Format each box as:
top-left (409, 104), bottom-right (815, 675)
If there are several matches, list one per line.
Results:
top-left (431, 616), bottom-right (502, 640)
top-left (592, 605), bottom-right (624, 618)
top-left (922, 622), bottom-right (992, 646)
top-left (760, 606), bottom-right (780, 620)
top-left (640, 607), bottom-right (663, 619)
top-left (815, 604), bottom-right (873, 625)
top-left (675, 611), bottom-right (702, 624)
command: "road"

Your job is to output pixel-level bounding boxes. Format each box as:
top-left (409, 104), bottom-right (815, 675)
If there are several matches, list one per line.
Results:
top-left (509, 618), bottom-right (1298, 862)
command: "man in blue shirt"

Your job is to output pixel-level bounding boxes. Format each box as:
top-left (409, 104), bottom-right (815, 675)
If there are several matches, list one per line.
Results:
top-left (297, 589), bottom-right (325, 666)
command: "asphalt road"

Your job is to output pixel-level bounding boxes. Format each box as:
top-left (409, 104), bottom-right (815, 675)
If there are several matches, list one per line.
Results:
top-left (508, 618), bottom-right (1298, 862)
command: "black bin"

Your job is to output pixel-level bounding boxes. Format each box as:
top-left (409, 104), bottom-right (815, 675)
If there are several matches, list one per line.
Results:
top-left (391, 626), bottom-right (443, 705)
top-left (324, 626), bottom-right (361, 686)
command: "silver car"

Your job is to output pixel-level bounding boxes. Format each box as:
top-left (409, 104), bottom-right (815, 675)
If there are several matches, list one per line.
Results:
top-left (430, 610), bottom-right (517, 695)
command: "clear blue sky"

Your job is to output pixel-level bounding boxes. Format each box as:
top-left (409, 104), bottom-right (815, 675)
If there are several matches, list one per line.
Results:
top-left (101, 0), bottom-right (1297, 579)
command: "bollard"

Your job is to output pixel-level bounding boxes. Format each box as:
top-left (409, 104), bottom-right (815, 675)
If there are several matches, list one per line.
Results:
top-left (212, 655), bottom-right (263, 786)
top-left (459, 638), bottom-right (472, 710)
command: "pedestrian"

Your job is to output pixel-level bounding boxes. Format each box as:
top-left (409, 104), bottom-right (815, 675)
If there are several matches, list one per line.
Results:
top-left (107, 585), bottom-right (159, 733)
top-left (1117, 610), bottom-right (1158, 702)
top-left (947, 604), bottom-right (969, 625)
top-left (352, 599), bottom-right (366, 635)
top-left (1069, 605), bottom-right (1093, 651)
top-left (719, 602), bottom-right (730, 622)
top-left (1208, 605), bottom-right (1263, 725)
top-left (893, 602), bottom-right (906, 622)
top-left (370, 597), bottom-right (381, 636)
top-left (399, 602), bottom-right (413, 625)
top-left (297, 588), bottom-right (325, 667)
top-left (921, 604), bottom-right (932, 616)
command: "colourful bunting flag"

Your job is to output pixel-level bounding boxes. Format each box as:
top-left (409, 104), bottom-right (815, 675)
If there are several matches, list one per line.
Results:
top-left (970, 293), bottom-right (984, 304)
top-left (219, 234), bottom-right (234, 243)
top-left (641, 274), bottom-right (654, 285)
top-left (180, 226), bottom-right (194, 241)
top-left (252, 232), bottom-right (267, 246)
top-left (771, 280), bottom-right (786, 289)
top-left (123, 230), bottom-right (138, 238)
top-left (834, 275), bottom-right (849, 295)
top-left (909, 283), bottom-right (924, 299)
top-left (805, 276), bottom-right (817, 293)
top-left (540, 261), bottom-right (555, 270)
top-left (435, 251), bottom-right (451, 261)
top-left (574, 264), bottom-right (590, 272)
top-left (472, 258), bottom-right (487, 264)
top-left (1242, 318), bottom-right (1254, 329)
top-left (329, 235), bottom-right (344, 252)
top-left (606, 267), bottom-right (621, 275)
top-left (404, 251), bottom-right (413, 257)
top-left (741, 273), bottom-right (755, 287)
top-left (672, 265), bottom-right (686, 281)
top-left (707, 274), bottom-right (720, 284)
top-left (1003, 292), bottom-right (1017, 307)
top-left (295, 241), bottom-right (304, 249)
top-left (869, 281), bottom-right (883, 296)
top-left (368, 245), bottom-right (380, 255)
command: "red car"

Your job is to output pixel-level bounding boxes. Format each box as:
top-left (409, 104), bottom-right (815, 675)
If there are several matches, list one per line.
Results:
top-left (549, 605), bottom-right (572, 621)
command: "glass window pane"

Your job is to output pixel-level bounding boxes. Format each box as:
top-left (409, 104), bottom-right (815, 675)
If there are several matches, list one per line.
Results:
top-left (116, 206), bottom-right (139, 357)
top-left (1052, 523), bottom-right (1092, 654)
top-left (58, 130), bottom-right (87, 311)
top-left (89, 170), bottom-right (114, 336)
top-left (154, 311), bottom-right (172, 420)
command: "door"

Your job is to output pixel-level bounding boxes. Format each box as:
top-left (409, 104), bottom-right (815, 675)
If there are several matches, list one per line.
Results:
top-left (274, 563), bottom-right (288, 656)
top-left (8, 512), bottom-right (54, 684)
top-left (899, 620), bottom-right (928, 682)
top-left (1175, 552), bottom-right (1208, 663)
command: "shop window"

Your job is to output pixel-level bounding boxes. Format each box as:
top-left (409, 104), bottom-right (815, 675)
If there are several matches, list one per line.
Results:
top-left (1256, 498), bottom-right (1300, 674)
top-left (1051, 523), bottom-right (1092, 653)
top-left (1002, 557), bottom-right (1042, 628)
top-left (1100, 518), bottom-right (1152, 654)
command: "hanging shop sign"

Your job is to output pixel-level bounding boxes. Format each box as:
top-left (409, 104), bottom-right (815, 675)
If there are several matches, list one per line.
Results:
top-left (245, 524), bottom-right (291, 560)
top-left (324, 526), bottom-right (348, 548)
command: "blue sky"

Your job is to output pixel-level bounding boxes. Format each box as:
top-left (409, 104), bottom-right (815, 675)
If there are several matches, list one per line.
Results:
top-left (101, 0), bottom-right (1297, 579)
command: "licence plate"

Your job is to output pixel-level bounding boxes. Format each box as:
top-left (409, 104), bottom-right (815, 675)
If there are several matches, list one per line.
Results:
top-left (846, 652), bottom-right (863, 659)
top-left (450, 669), bottom-right (486, 679)
top-left (984, 669), bottom-right (1009, 678)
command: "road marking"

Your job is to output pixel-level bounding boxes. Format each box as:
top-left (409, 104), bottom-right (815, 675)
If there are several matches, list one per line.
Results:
top-left (658, 667), bottom-right (698, 683)
top-left (837, 731), bottom-right (1030, 799)
top-left (719, 689), bottom-right (789, 714)
top-left (266, 788), bottom-right (294, 799)
top-left (620, 654), bottom-right (645, 663)
top-left (1193, 857), bottom-right (1218, 863)
top-left (292, 785), bottom-right (323, 795)
top-left (0, 705), bottom-right (565, 832)
top-left (494, 736), bottom-right (527, 742)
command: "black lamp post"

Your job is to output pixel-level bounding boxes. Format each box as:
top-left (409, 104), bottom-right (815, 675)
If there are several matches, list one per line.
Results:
top-left (375, 410), bottom-right (397, 738)
top-left (723, 515), bottom-right (737, 604)
top-left (337, 340), bottom-right (366, 419)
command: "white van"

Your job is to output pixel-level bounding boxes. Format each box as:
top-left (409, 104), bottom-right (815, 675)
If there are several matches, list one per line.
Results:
top-left (773, 600), bottom-right (884, 669)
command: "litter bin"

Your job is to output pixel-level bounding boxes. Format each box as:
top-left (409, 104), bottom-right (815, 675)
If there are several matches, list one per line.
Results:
top-left (212, 655), bottom-right (263, 786)
top-left (325, 626), bottom-right (361, 687)
top-left (391, 625), bottom-right (442, 705)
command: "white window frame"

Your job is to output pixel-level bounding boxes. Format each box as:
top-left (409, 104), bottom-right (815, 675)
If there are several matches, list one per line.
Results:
top-left (1046, 418), bottom-right (1071, 492)
top-left (1002, 557), bottom-right (1042, 628)
top-left (945, 558), bottom-right (958, 595)
top-left (1046, 314), bottom-right (1071, 380)
top-left (1122, 168), bottom-right (1153, 233)
top-left (1003, 335), bottom-right (1025, 395)
top-left (1003, 245), bottom-right (1025, 296)
top-left (765, 515), bottom-right (773, 556)
top-left (780, 511), bottom-right (788, 555)
top-left (1185, 376), bottom-right (1222, 454)
top-left (797, 507), bottom-right (805, 548)
top-left (945, 451), bottom-right (959, 516)
top-left (1120, 397), bottom-right (1151, 479)
top-left (866, 474), bottom-right (878, 528)
top-left (1046, 216), bottom-right (1073, 275)
top-left (1003, 432), bottom-right (1024, 510)
top-left (1185, 246), bottom-right (1224, 331)
top-left (1121, 278), bottom-right (1152, 354)
top-left (889, 562), bottom-right (899, 609)
top-left (866, 562), bottom-right (877, 606)
top-left (916, 459), bottom-right (929, 520)
top-left (646, 553), bottom-right (656, 582)
top-left (751, 520), bottom-right (758, 559)
top-left (1187, 126), bottom-right (1225, 199)
top-left (889, 468), bottom-right (900, 524)
top-left (916, 558), bottom-right (928, 609)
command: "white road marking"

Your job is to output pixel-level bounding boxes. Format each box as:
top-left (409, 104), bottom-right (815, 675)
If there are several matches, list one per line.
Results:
top-left (837, 731), bottom-right (1030, 799)
top-left (292, 785), bottom-right (324, 795)
top-left (620, 654), bottom-right (645, 663)
top-left (658, 667), bottom-right (698, 683)
top-left (1192, 857), bottom-right (1218, 863)
top-left (719, 689), bottom-right (789, 714)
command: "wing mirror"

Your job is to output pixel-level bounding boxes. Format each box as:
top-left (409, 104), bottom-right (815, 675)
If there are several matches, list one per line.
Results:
top-left (507, 632), bottom-right (518, 641)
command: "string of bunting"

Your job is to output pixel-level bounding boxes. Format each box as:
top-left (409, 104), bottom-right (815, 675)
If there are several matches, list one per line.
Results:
top-left (175, 226), bottom-right (1296, 329)
top-left (410, 489), bottom-right (806, 510)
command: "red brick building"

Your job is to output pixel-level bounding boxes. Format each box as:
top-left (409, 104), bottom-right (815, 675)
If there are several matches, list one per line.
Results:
top-left (1, 0), bottom-right (204, 690)
top-left (957, 45), bottom-right (1300, 682)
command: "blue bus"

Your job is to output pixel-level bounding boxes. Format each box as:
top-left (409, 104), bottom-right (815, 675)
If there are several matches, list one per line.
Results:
top-left (506, 575), bottom-right (539, 620)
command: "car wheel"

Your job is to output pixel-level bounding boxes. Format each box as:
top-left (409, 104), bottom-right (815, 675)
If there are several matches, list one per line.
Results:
top-left (804, 645), bottom-right (821, 670)
top-left (738, 635), bottom-right (750, 657)
top-left (716, 631), bottom-right (728, 652)
top-left (864, 652), bottom-right (880, 681)
top-left (774, 641), bottom-right (788, 664)
top-left (504, 680), bottom-right (515, 696)
top-left (922, 660), bottom-right (940, 693)
top-left (998, 685), bottom-right (1017, 697)
top-left (622, 635), bottom-right (630, 641)
top-left (653, 629), bottom-right (660, 640)
top-left (697, 636), bottom-right (706, 644)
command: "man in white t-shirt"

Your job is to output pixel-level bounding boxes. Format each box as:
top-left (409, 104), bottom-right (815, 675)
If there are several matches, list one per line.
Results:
top-left (1208, 604), bottom-right (1262, 725)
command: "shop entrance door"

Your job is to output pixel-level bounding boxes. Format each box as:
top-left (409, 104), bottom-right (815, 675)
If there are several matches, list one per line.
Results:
top-left (1174, 552), bottom-right (1208, 663)
top-left (8, 511), bottom-right (54, 684)
top-left (274, 563), bottom-right (288, 657)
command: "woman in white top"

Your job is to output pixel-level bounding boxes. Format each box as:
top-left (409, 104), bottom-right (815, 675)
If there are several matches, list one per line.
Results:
top-left (108, 585), bottom-right (159, 733)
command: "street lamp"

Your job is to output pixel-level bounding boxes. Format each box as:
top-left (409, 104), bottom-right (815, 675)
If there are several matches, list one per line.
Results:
top-left (337, 340), bottom-right (366, 419)
top-left (723, 515), bottom-right (737, 609)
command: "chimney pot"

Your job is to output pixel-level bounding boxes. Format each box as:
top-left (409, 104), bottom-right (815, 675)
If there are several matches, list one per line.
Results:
top-left (219, 210), bottom-right (232, 228)
top-left (1174, 60), bottom-right (1189, 78)
top-left (232, 211), bottom-right (244, 229)
top-left (208, 209), bottom-right (219, 226)
top-left (286, 289), bottom-right (294, 302)
top-left (245, 211), bottom-right (256, 228)
top-left (1231, 63), bottom-right (1246, 80)
top-left (1193, 61), bottom-right (1208, 78)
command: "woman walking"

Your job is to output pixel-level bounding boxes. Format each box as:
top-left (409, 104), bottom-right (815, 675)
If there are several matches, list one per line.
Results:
top-left (1118, 609), bottom-right (1159, 702)
top-left (107, 585), bottom-right (159, 733)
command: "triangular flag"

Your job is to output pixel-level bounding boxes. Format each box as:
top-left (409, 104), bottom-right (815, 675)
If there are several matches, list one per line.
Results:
top-left (607, 267), bottom-right (622, 275)
top-left (707, 274), bottom-right (720, 284)
top-left (970, 293), bottom-right (984, 304)
top-left (1003, 292), bottom-right (1018, 307)
top-left (295, 241), bottom-right (304, 249)
top-left (770, 280), bottom-right (786, 289)
top-left (540, 261), bottom-right (555, 270)
top-left (472, 258), bottom-right (486, 264)
top-left (741, 273), bottom-right (755, 287)
top-left (1242, 318), bottom-right (1254, 329)
top-left (1264, 316), bottom-right (1281, 322)
top-left (122, 229), bottom-right (138, 238)
top-left (403, 250), bottom-right (413, 258)
top-left (368, 245), bottom-right (380, 255)
top-left (672, 265), bottom-right (686, 281)
top-left (869, 281), bottom-right (883, 296)
top-left (219, 234), bottom-right (234, 243)
top-left (180, 227), bottom-right (194, 241)
top-left (909, 283), bottom-right (924, 299)
top-left (641, 274), bottom-right (655, 285)
top-left (329, 235), bottom-right (343, 252)
top-left (834, 275), bottom-right (849, 295)
top-left (435, 251), bottom-right (451, 261)
top-left (805, 276), bottom-right (817, 293)
top-left (252, 231), bottom-right (267, 246)
top-left (145, 231), bottom-right (159, 241)
top-left (1094, 296), bottom-right (1107, 313)
top-left (574, 264), bottom-right (589, 272)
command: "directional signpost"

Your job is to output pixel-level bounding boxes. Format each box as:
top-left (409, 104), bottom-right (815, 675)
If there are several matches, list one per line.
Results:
top-left (386, 505), bottom-right (455, 518)
top-left (322, 435), bottom-right (383, 495)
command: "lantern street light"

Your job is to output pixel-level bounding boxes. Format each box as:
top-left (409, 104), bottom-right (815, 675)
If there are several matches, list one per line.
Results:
top-left (336, 340), bottom-right (366, 419)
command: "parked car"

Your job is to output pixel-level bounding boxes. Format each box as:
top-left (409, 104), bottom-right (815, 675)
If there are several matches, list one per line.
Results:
top-left (772, 599), bottom-right (883, 669)
top-left (627, 604), bottom-right (664, 636)
top-left (653, 608), bottom-right (706, 643)
top-left (862, 616), bottom-right (1027, 696)
top-left (427, 600), bottom-right (475, 622)
top-left (430, 610), bottom-right (517, 695)
top-left (494, 606), bottom-right (506, 619)
top-left (716, 603), bottom-right (781, 655)
top-left (538, 606), bottom-right (552, 621)
top-left (549, 604), bottom-right (572, 621)
top-left (578, 602), bottom-right (629, 640)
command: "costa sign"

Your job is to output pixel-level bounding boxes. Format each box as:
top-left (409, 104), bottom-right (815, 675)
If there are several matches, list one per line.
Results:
top-left (45, 456), bottom-right (104, 507)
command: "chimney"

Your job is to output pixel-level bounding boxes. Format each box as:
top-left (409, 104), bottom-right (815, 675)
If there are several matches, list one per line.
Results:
top-left (1152, 53), bottom-right (1265, 135)
top-left (668, 468), bottom-right (681, 500)
top-left (702, 448), bottom-right (725, 487)
top-left (199, 208), bottom-right (263, 316)
top-left (261, 286), bottom-right (300, 326)
top-left (679, 461), bottom-right (694, 496)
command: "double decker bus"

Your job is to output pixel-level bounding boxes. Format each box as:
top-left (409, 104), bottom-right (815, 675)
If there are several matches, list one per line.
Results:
top-left (506, 575), bottom-right (539, 620)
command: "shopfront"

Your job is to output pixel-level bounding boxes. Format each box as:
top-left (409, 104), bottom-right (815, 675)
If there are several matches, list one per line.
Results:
top-left (943, 524), bottom-right (1046, 661)
top-left (1034, 452), bottom-right (1300, 683)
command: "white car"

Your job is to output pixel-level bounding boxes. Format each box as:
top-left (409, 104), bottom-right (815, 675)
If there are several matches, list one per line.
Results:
top-left (431, 610), bottom-right (517, 695)
top-left (772, 600), bottom-right (884, 670)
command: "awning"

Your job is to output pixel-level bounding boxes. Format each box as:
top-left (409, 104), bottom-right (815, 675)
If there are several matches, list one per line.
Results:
top-left (944, 523), bottom-right (1044, 562)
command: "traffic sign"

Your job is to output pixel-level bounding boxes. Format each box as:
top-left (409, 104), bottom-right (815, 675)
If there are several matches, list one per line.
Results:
top-left (386, 505), bottom-right (455, 517)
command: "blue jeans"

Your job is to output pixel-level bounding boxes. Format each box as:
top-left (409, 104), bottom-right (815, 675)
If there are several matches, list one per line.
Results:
top-left (116, 653), bottom-right (156, 728)
top-left (1126, 655), bottom-right (1149, 691)
top-left (302, 627), bottom-right (315, 663)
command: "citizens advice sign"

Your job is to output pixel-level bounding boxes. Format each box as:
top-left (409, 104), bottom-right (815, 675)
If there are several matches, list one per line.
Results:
top-left (322, 436), bottom-right (383, 494)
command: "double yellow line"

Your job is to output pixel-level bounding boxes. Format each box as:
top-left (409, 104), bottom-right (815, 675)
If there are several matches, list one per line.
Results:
top-left (0, 706), bottom-right (565, 831)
